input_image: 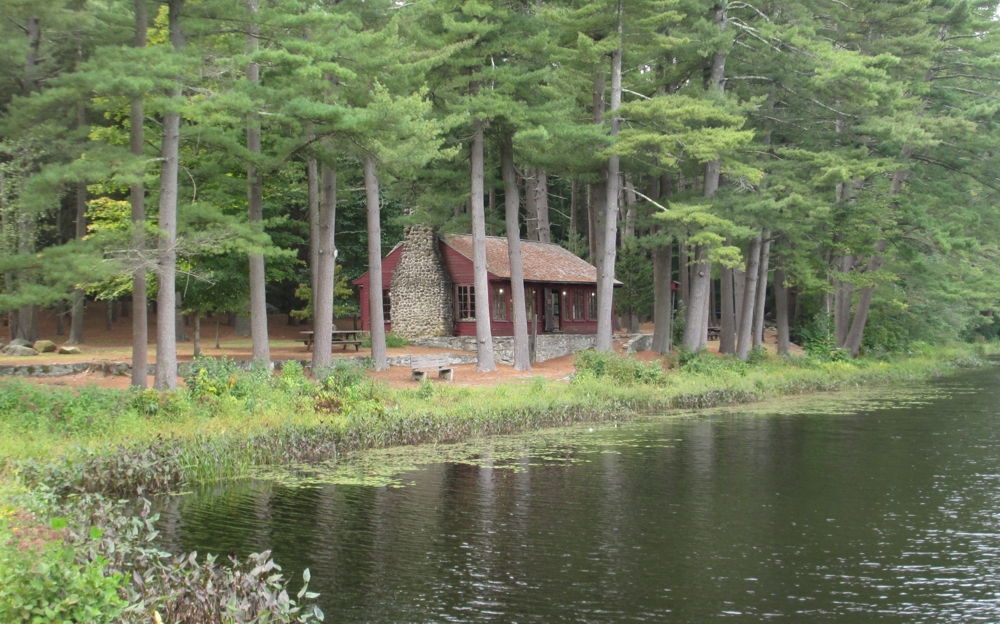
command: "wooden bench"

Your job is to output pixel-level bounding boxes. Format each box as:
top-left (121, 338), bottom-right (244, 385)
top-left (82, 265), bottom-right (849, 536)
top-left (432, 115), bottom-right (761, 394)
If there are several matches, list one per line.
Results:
top-left (410, 354), bottom-right (454, 382)
top-left (333, 340), bottom-right (362, 352)
top-left (707, 327), bottom-right (721, 341)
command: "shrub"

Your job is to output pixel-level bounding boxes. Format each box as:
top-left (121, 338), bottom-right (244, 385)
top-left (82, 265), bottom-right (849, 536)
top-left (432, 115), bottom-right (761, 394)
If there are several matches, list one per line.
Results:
top-left (0, 509), bottom-right (126, 624)
top-left (573, 350), bottom-right (667, 385)
top-left (679, 349), bottom-right (750, 376)
top-left (183, 357), bottom-right (273, 401)
top-left (747, 344), bottom-right (769, 365)
top-left (315, 359), bottom-right (368, 393)
top-left (0, 382), bottom-right (129, 436)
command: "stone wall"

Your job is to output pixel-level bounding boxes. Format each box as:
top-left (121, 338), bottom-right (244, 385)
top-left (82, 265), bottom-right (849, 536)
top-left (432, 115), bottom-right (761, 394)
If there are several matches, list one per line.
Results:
top-left (390, 225), bottom-right (454, 339)
top-left (413, 334), bottom-right (596, 365)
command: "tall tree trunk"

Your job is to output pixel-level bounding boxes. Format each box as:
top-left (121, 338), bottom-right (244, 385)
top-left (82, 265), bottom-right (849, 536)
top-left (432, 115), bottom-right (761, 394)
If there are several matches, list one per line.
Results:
top-left (719, 240), bottom-right (736, 354)
top-left (686, 1), bottom-right (728, 353)
top-left (623, 174), bottom-right (637, 239)
top-left (56, 301), bottom-right (65, 336)
top-left (652, 239), bottom-right (673, 354)
top-left (736, 234), bottom-right (762, 361)
top-left (246, 0), bottom-right (269, 362)
top-left (596, 5), bottom-right (622, 353)
top-left (681, 245), bottom-right (709, 351)
top-left (588, 70), bottom-right (604, 264)
top-left (733, 267), bottom-right (745, 328)
top-left (68, 96), bottom-right (88, 345)
top-left (752, 230), bottom-right (771, 346)
top-left (535, 169), bottom-right (550, 243)
top-left (364, 155), bottom-right (387, 371)
top-left (587, 182), bottom-right (592, 258)
top-left (678, 239), bottom-right (689, 310)
top-left (307, 130), bottom-right (320, 306)
top-left (154, 0), bottom-right (185, 391)
top-left (501, 132), bottom-right (531, 370)
top-left (488, 186), bottom-right (496, 236)
top-left (130, 0), bottom-right (148, 388)
top-left (833, 254), bottom-right (854, 348)
top-left (844, 158), bottom-right (905, 357)
top-left (193, 312), bottom-right (201, 357)
top-left (524, 167), bottom-right (538, 241)
top-left (774, 267), bottom-right (790, 356)
top-left (569, 179), bottom-right (578, 241)
top-left (843, 241), bottom-right (886, 357)
top-left (470, 114), bottom-right (496, 371)
top-left (312, 160), bottom-right (337, 371)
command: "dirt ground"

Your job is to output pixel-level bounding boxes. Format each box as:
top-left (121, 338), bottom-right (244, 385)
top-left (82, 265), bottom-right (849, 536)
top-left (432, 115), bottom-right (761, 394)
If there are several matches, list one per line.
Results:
top-left (3, 307), bottom-right (802, 390)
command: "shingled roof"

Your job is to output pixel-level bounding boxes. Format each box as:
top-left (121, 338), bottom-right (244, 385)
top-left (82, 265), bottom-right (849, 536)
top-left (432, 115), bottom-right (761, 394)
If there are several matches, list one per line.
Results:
top-left (443, 234), bottom-right (617, 284)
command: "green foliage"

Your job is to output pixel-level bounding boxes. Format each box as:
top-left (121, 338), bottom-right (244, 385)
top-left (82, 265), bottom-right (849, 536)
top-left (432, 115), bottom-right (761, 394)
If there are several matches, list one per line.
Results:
top-left (0, 382), bottom-right (131, 437)
top-left (361, 331), bottom-right (410, 348)
top-left (613, 240), bottom-right (653, 320)
top-left (573, 349), bottom-right (667, 385)
top-left (183, 357), bottom-right (274, 402)
top-left (0, 545), bottom-right (126, 624)
top-left (679, 349), bottom-right (749, 377)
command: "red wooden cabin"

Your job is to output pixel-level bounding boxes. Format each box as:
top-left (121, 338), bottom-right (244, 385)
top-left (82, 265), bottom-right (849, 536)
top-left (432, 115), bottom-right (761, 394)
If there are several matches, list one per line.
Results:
top-left (354, 234), bottom-right (612, 337)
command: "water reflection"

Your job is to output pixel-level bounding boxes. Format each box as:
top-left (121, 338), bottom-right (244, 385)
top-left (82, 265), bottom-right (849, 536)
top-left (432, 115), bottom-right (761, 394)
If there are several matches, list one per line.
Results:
top-left (157, 368), bottom-right (1000, 621)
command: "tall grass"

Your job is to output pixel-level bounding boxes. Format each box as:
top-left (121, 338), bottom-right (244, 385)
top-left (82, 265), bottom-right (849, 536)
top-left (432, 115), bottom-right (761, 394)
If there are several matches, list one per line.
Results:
top-left (0, 344), bottom-right (992, 495)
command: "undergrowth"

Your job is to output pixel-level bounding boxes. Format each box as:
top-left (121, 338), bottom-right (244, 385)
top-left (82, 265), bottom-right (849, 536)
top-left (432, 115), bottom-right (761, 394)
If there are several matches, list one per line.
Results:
top-left (0, 344), bottom-right (994, 621)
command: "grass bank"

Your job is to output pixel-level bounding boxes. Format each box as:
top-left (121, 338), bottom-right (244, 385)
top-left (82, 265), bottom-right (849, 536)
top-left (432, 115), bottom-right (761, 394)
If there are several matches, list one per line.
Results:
top-left (0, 343), bottom-right (993, 622)
top-left (0, 343), bottom-right (992, 496)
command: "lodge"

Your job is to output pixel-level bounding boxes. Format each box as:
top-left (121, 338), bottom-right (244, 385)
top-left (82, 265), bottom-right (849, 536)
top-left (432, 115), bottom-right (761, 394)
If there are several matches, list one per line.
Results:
top-left (354, 226), bottom-right (614, 340)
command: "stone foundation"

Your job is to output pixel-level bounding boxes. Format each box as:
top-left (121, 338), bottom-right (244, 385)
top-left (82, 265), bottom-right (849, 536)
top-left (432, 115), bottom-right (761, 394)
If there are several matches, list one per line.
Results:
top-left (390, 225), bottom-right (454, 339)
top-left (413, 334), bottom-right (597, 365)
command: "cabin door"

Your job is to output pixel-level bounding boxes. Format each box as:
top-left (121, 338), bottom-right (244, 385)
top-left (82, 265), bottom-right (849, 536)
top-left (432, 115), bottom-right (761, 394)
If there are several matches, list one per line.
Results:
top-left (543, 288), bottom-right (562, 332)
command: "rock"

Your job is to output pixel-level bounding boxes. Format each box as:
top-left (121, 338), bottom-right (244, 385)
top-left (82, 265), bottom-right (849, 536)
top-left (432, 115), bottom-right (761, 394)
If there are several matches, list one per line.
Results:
top-left (4, 345), bottom-right (38, 356)
top-left (8, 338), bottom-right (31, 348)
top-left (33, 340), bottom-right (57, 353)
top-left (57, 346), bottom-right (81, 355)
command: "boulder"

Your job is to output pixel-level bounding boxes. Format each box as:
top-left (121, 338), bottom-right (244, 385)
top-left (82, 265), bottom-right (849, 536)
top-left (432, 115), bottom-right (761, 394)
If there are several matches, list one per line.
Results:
top-left (4, 345), bottom-right (38, 357)
top-left (8, 338), bottom-right (31, 348)
top-left (57, 346), bottom-right (81, 355)
top-left (33, 340), bottom-right (57, 353)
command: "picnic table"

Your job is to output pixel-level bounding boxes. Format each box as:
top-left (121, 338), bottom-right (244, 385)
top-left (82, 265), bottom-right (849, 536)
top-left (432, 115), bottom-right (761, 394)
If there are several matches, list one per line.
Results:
top-left (300, 330), bottom-right (364, 352)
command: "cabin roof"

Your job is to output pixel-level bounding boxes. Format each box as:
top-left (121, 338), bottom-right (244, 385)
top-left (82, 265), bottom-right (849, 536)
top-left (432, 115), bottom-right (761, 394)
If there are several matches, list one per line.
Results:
top-left (442, 234), bottom-right (612, 284)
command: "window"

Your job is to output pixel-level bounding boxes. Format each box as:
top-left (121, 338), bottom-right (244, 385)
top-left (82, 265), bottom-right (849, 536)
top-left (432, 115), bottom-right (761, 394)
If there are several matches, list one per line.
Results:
top-left (382, 290), bottom-right (391, 321)
top-left (587, 290), bottom-right (598, 321)
top-left (457, 285), bottom-right (475, 321)
top-left (492, 285), bottom-right (508, 321)
top-left (571, 290), bottom-right (585, 321)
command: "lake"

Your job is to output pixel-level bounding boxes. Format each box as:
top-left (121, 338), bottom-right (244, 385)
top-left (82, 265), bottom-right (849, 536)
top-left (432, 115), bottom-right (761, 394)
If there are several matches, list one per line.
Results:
top-left (156, 366), bottom-right (1000, 621)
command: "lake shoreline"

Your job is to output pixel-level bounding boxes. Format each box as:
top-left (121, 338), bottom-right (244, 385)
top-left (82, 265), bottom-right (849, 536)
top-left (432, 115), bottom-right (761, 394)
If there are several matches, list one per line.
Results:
top-left (1, 345), bottom-right (994, 621)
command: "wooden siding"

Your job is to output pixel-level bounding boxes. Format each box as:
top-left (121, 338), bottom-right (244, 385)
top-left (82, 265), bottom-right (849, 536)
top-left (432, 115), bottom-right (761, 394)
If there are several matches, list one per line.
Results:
top-left (355, 239), bottom-right (607, 335)
top-left (354, 244), bottom-right (403, 333)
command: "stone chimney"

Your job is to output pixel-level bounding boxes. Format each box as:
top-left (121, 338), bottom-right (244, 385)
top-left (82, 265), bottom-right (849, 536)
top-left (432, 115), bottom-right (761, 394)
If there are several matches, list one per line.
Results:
top-left (389, 225), bottom-right (454, 339)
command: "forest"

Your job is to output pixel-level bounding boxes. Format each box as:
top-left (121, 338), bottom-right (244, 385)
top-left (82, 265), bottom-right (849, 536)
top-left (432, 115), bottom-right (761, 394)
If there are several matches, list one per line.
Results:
top-left (2, 0), bottom-right (1000, 389)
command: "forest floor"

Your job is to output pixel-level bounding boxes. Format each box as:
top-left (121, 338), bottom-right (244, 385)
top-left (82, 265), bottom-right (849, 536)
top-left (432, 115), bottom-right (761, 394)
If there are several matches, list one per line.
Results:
top-left (2, 305), bottom-right (804, 389)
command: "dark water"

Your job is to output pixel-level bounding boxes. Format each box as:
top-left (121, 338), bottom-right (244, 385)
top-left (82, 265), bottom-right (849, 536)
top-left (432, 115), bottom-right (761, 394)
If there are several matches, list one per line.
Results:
top-left (156, 367), bottom-right (1000, 621)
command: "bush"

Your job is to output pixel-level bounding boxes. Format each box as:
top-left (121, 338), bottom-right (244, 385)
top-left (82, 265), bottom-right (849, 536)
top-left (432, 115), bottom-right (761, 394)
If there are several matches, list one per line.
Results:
top-left (573, 350), bottom-right (667, 385)
top-left (0, 510), bottom-right (126, 624)
top-left (315, 359), bottom-right (368, 392)
top-left (0, 382), bottom-right (129, 436)
top-left (183, 357), bottom-right (272, 401)
top-left (679, 349), bottom-right (750, 376)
